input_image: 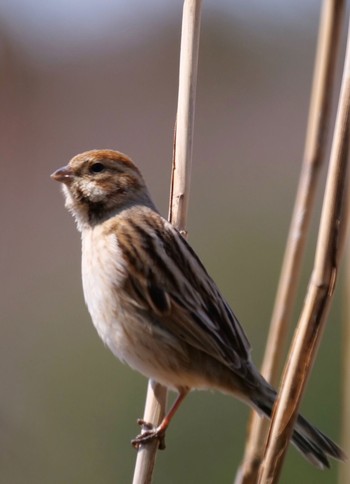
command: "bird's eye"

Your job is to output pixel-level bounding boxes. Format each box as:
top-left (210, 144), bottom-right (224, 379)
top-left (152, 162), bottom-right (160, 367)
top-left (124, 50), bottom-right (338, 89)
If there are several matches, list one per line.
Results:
top-left (90, 162), bottom-right (105, 174)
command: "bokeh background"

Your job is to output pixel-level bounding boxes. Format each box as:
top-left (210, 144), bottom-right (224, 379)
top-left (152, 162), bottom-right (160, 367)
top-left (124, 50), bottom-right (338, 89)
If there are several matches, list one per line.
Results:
top-left (1, 1), bottom-right (348, 483)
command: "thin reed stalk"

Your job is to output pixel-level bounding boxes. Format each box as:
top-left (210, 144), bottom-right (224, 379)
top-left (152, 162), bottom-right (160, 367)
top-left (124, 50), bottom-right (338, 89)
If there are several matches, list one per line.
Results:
top-left (132, 2), bottom-right (202, 483)
top-left (258, 13), bottom-right (350, 483)
top-left (237, 1), bottom-right (344, 481)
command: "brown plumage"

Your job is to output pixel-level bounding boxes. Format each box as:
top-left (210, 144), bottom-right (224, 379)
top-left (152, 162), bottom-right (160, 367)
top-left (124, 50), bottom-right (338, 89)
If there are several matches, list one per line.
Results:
top-left (51, 149), bottom-right (346, 469)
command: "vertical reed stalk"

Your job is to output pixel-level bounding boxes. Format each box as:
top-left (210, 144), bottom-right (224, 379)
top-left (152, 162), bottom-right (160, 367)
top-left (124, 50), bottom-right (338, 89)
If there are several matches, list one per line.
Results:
top-left (258, 13), bottom-right (350, 482)
top-left (132, 2), bottom-right (202, 483)
top-left (236, 1), bottom-right (344, 481)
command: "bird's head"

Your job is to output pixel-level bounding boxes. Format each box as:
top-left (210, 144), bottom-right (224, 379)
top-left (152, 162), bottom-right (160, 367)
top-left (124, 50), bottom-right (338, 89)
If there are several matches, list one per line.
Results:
top-left (51, 149), bottom-right (154, 230)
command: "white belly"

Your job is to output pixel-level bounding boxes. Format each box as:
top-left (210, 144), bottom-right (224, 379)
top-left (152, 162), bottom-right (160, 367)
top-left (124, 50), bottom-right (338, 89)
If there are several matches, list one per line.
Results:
top-left (81, 227), bottom-right (128, 356)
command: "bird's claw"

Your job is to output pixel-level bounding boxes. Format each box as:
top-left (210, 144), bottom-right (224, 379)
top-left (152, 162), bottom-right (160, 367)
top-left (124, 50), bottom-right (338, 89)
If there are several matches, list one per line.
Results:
top-left (131, 419), bottom-right (166, 450)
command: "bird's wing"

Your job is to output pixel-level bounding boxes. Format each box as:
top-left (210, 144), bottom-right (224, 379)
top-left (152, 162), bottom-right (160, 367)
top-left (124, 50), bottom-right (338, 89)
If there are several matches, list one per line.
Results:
top-left (113, 210), bottom-right (251, 372)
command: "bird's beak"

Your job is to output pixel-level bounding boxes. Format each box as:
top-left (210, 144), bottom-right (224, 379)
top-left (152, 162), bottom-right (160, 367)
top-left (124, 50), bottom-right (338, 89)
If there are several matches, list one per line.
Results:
top-left (50, 165), bottom-right (74, 184)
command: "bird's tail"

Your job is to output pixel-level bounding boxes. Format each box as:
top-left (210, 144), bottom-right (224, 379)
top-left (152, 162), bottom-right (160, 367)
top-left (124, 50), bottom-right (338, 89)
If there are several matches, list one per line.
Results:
top-left (252, 385), bottom-right (346, 469)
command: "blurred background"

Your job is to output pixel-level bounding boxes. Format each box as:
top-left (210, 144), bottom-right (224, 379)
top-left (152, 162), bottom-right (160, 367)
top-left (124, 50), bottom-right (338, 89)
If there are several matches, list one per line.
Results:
top-left (0, 0), bottom-right (347, 482)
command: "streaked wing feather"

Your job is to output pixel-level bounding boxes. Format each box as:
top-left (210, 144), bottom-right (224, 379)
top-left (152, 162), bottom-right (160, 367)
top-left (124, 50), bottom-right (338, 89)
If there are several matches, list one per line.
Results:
top-left (114, 210), bottom-right (251, 373)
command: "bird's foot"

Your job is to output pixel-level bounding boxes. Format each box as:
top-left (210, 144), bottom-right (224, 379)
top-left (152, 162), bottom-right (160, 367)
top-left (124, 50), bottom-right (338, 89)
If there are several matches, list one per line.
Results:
top-left (131, 418), bottom-right (166, 450)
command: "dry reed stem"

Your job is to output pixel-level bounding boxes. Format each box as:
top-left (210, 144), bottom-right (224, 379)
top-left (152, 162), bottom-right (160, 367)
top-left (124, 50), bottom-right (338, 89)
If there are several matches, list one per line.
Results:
top-left (258, 14), bottom-right (350, 483)
top-left (132, 381), bottom-right (168, 484)
top-left (236, 1), bottom-right (344, 482)
top-left (169, 1), bottom-right (202, 228)
top-left (132, 2), bottom-right (202, 483)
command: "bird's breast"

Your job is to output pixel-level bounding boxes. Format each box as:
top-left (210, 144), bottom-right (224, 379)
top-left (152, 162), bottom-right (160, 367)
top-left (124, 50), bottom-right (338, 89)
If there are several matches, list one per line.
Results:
top-left (81, 226), bottom-right (127, 351)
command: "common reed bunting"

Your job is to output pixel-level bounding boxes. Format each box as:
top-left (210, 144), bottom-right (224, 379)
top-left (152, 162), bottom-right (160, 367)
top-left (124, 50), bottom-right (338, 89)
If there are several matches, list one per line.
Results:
top-left (51, 149), bottom-right (345, 469)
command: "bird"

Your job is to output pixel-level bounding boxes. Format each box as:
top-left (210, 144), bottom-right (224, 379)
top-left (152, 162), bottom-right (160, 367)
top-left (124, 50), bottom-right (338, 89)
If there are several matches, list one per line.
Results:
top-left (51, 148), bottom-right (345, 469)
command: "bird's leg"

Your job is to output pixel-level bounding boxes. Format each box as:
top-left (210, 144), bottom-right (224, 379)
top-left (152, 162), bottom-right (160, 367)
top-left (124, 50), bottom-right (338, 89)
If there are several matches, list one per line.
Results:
top-left (131, 388), bottom-right (189, 450)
